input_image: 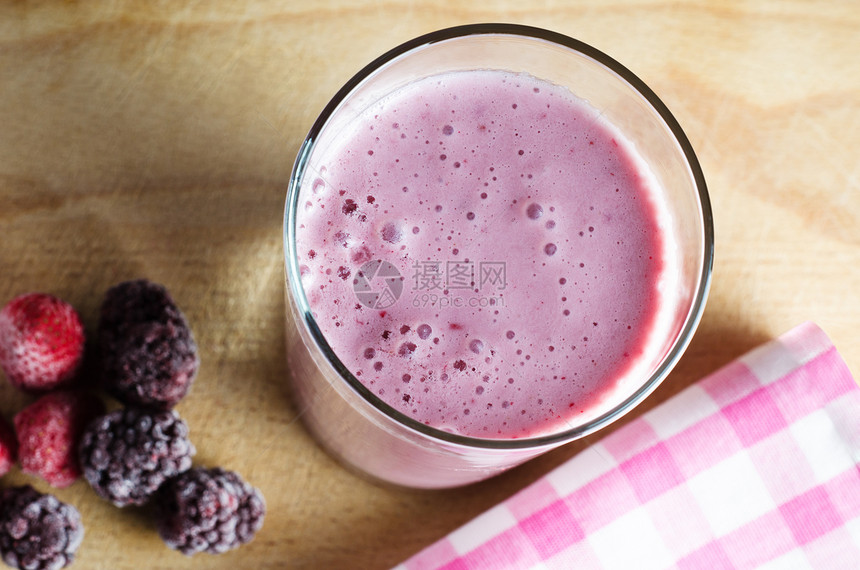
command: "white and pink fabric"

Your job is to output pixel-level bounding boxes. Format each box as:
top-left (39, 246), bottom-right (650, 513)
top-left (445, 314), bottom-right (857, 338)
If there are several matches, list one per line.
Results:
top-left (397, 322), bottom-right (860, 569)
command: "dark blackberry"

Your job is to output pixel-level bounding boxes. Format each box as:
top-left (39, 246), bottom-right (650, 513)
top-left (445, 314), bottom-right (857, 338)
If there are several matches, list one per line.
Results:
top-left (156, 467), bottom-right (265, 556)
top-left (0, 486), bottom-right (84, 570)
top-left (99, 279), bottom-right (181, 336)
top-left (78, 408), bottom-right (195, 507)
top-left (99, 279), bottom-right (199, 409)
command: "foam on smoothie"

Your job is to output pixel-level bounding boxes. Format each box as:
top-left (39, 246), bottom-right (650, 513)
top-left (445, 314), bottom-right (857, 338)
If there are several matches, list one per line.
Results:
top-left (295, 70), bottom-right (675, 439)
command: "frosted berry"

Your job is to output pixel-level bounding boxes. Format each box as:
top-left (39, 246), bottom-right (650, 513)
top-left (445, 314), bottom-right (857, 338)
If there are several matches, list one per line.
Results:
top-left (99, 280), bottom-right (199, 409)
top-left (14, 391), bottom-right (105, 488)
top-left (78, 407), bottom-right (195, 507)
top-left (0, 486), bottom-right (84, 570)
top-left (0, 293), bottom-right (85, 392)
top-left (157, 467), bottom-right (266, 555)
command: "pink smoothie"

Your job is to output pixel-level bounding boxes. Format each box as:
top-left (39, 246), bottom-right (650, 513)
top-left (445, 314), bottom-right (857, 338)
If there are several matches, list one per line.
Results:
top-left (295, 70), bottom-right (670, 439)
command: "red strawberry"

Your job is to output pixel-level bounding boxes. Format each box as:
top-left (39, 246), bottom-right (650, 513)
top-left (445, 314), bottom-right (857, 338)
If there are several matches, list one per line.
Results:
top-left (0, 293), bottom-right (85, 392)
top-left (14, 390), bottom-right (105, 488)
top-left (0, 416), bottom-right (16, 476)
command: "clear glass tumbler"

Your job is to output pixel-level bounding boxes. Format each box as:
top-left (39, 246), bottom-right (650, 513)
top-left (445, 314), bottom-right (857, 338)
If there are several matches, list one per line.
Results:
top-left (283, 24), bottom-right (714, 489)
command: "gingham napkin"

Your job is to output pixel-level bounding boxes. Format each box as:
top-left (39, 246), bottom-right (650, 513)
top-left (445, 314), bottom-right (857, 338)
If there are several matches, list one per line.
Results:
top-left (396, 322), bottom-right (860, 569)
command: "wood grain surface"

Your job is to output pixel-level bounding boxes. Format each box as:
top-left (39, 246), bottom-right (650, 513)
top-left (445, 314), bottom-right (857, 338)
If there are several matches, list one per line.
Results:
top-left (0, 1), bottom-right (858, 568)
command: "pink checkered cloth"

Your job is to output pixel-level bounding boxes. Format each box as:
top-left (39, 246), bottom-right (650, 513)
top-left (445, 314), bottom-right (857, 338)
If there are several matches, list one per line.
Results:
top-left (396, 322), bottom-right (860, 569)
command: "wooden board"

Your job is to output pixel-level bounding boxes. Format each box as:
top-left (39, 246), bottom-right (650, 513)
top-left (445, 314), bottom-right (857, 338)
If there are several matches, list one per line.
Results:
top-left (0, 1), bottom-right (858, 568)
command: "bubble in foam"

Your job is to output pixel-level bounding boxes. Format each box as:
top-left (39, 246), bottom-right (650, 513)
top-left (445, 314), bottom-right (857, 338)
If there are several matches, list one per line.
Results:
top-left (469, 339), bottom-right (484, 354)
top-left (417, 324), bottom-right (432, 339)
top-left (506, 330), bottom-right (515, 339)
top-left (363, 348), bottom-right (376, 359)
top-left (544, 243), bottom-right (557, 256)
top-left (442, 125), bottom-right (454, 135)
top-left (526, 203), bottom-right (543, 220)
top-left (312, 178), bottom-right (326, 194)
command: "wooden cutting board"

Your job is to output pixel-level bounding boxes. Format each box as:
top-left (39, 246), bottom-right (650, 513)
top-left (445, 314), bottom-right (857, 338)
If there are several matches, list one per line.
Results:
top-left (0, 2), bottom-right (858, 568)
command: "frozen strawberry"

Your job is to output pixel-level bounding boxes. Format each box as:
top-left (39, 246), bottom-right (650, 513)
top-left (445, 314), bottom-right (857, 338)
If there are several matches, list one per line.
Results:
top-left (14, 390), bottom-right (105, 488)
top-left (0, 415), bottom-right (16, 476)
top-left (0, 293), bottom-right (85, 392)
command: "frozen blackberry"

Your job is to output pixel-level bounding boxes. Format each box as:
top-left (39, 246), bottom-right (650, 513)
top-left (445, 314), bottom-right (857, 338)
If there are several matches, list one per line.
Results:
top-left (99, 279), bottom-right (183, 337)
top-left (157, 467), bottom-right (265, 556)
top-left (99, 279), bottom-right (199, 409)
top-left (104, 320), bottom-right (199, 410)
top-left (78, 407), bottom-right (195, 507)
top-left (0, 486), bottom-right (84, 570)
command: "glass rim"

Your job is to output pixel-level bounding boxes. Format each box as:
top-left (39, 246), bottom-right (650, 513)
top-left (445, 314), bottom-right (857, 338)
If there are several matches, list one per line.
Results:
top-left (284, 23), bottom-right (715, 450)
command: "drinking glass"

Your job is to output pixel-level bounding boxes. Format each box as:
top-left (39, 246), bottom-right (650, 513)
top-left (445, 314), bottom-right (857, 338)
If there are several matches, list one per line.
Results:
top-left (283, 24), bottom-right (714, 489)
